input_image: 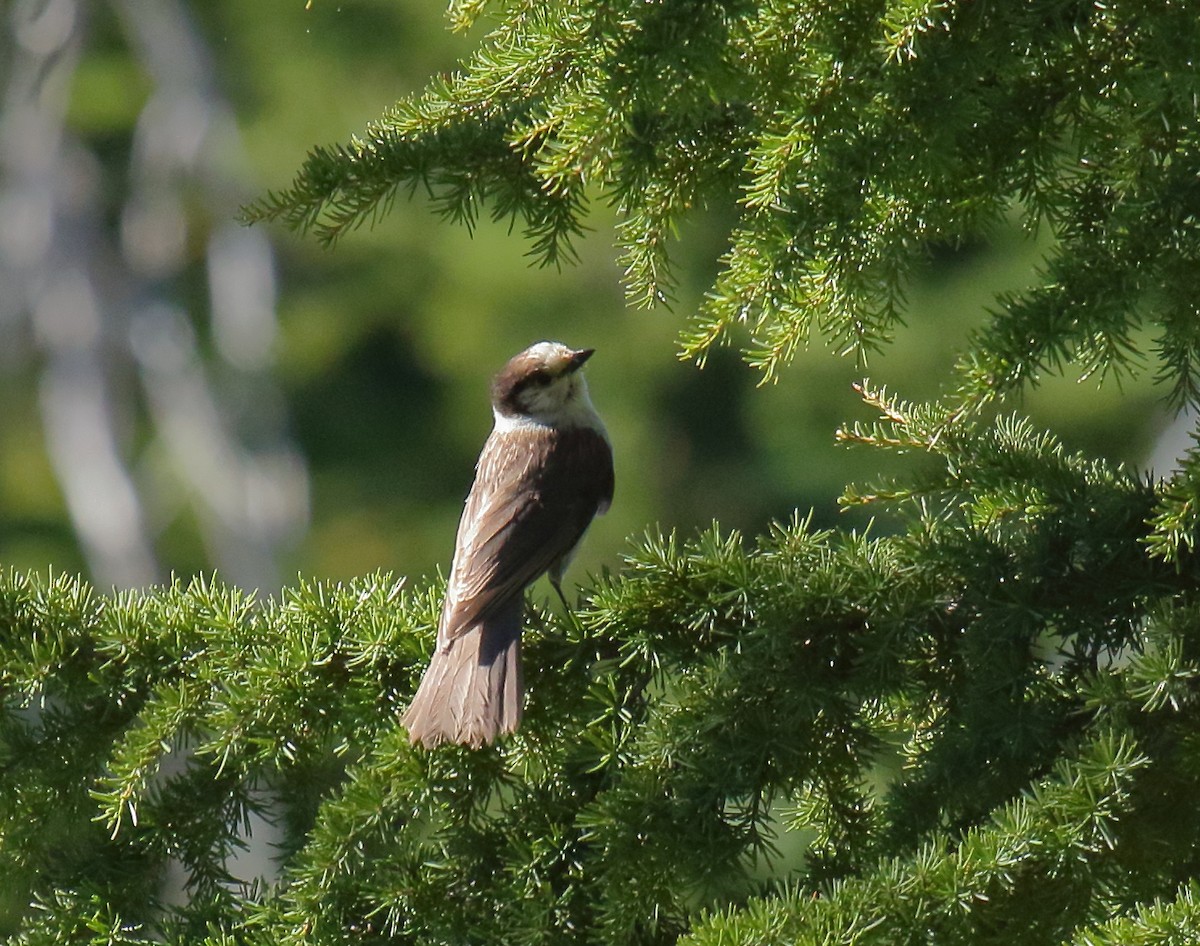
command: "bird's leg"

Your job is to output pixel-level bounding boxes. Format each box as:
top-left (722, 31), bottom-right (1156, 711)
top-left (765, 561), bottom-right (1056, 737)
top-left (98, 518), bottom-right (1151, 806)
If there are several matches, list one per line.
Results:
top-left (549, 572), bottom-right (589, 637)
top-left (549, 573), bottom-right (573, 613)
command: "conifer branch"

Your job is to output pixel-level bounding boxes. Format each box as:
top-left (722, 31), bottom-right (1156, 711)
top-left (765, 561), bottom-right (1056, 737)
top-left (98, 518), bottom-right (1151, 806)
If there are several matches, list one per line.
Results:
top-left (250, 0), bottom-right (1200, 389)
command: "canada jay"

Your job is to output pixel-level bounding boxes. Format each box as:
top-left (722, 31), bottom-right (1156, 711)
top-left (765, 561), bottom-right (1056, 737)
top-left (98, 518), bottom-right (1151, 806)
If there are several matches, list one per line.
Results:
top-left (403, 341), bottom-right (614, 748)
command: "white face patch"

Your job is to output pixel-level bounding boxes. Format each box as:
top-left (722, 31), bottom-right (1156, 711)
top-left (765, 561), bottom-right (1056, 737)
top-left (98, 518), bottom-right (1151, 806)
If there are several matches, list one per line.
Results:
top-left (519, 371), bottom-right (578, 416)
top-left (490, 341), bottom-right (608, 438)
top-left (493, 372), bottom-right (607, 436)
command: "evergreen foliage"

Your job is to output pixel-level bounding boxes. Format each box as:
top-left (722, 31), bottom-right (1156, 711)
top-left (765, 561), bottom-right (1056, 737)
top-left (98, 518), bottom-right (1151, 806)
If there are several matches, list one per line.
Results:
top-left (246, 0), bottom-right (1200, 393)
top-left (6, 0), bottom-right (1200, 944)
top-left (5, 403), bottom-right (1200, 943)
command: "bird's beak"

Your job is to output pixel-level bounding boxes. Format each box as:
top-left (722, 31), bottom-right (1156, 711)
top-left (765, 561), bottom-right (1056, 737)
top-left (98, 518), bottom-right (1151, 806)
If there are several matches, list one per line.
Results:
top-left (566, 348), bottom-right (595, 373)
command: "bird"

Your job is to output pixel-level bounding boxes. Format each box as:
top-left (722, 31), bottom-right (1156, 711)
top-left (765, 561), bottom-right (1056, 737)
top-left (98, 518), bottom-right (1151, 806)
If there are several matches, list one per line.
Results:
top-left (402, 341), bottom-right (614, 748)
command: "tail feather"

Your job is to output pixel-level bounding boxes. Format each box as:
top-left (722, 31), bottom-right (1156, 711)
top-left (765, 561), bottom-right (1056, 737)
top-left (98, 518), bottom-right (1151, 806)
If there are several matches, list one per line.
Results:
top-left (402, 600), bottom-right (524, 748)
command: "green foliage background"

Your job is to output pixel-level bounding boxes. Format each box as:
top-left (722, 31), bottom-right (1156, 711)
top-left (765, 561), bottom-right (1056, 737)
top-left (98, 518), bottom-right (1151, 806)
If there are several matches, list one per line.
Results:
top-left (0, 0), bottom-right (1171, 588)
top-left (5, 0), bottom-right (1200, 944)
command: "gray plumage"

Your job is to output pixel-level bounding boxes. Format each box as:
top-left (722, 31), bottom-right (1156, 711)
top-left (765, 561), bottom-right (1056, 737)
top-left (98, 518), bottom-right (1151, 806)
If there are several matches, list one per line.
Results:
top-left (403, 343), bottom-right (613, 748)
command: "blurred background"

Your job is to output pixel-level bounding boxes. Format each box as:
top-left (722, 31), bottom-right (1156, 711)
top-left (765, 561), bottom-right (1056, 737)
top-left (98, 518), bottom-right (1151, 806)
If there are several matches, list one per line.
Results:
top-left (0, 0), bottom-right (1177, 597)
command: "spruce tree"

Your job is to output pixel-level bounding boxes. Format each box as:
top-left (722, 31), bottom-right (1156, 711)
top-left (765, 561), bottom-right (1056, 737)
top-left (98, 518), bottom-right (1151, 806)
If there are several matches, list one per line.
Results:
top-left (6, 1), bottom-right (1200, 944)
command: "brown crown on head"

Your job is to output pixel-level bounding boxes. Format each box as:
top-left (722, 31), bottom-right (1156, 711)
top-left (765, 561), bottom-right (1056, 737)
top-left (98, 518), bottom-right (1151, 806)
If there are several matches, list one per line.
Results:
top-left (492, 352), bottom-right (549, 415)
top-left (490, 343), bottom-right (591, 417)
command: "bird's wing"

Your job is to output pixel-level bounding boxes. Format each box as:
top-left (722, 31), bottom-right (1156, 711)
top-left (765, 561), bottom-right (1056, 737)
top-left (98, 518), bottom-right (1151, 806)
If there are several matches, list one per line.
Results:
top-left (438, 425), bottom-right (613, 644)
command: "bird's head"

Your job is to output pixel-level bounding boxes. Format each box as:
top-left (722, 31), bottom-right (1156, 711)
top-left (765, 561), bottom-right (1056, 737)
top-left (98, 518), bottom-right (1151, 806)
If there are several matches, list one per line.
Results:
top-left (491, 341), bottom-right (597, 426)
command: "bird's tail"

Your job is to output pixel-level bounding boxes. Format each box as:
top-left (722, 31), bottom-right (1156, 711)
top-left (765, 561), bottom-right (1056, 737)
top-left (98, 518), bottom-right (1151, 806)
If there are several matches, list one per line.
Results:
top-left (402, 600), bottom-right (524, 748)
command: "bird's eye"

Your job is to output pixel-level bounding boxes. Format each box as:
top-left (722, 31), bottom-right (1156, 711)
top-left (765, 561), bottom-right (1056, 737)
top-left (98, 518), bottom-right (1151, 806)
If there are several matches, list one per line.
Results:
top-left (529, 370), bottom-right (551, 387)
